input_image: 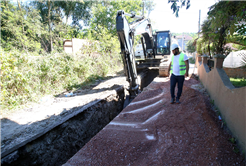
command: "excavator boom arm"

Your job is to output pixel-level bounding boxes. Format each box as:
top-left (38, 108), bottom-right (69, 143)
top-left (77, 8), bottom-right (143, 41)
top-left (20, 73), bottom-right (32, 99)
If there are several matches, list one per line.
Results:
top-left (116, 10), bottom-right (153, 98)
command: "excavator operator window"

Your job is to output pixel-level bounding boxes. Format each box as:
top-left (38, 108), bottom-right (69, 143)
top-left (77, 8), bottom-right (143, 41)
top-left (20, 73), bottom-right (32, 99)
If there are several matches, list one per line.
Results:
top-left (156, 32), bottom-right (170, 55)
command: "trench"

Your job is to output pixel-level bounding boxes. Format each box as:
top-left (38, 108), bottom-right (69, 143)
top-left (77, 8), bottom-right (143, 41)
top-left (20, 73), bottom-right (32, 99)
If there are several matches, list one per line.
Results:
top-left (1, 69), bottom-right (159, 166)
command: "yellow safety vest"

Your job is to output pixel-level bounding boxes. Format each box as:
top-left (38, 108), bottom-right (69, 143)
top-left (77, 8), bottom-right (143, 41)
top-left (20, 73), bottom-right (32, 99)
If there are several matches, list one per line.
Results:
top-left (170, 52), bottom-right (186, 75)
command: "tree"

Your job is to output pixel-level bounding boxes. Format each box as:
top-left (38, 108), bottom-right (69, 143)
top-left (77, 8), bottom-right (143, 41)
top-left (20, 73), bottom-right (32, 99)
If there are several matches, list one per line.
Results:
top-left (89, 0), bottom-right (143, 38)
top-left (143, 0), bottom-right (156, 17)
top-left (82, 0), bottom-right (149, 55)
top-left (168, 0), bottom-right (190, 17)
top-left (1, 1), bottom-right (42, 51)
top-left (55, 0), bottom-right (94, 28)
top-left (200, 1), bottom-right (246, 55)
top-left (55, 1), bottom-right (77, 25)
top-left (186, 35), bottom-right (197, 53)
top-left (200, 19), bottom-right (213, 56)
top-left (31, 0), bottom-right (94, 52)
top-left (227, 35), bottom-right (246, 47)
top-left (33, 0), bottom-right (63, 52)
top-left (1, 0), bottom-right (8, 9)
top-left (208, 1), bottom-right (246, 37)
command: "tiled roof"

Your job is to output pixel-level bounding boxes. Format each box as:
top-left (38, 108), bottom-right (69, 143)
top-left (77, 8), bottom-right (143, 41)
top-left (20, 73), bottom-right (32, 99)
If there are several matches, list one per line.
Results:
top-left (175, 35), bottom-right (193, 40)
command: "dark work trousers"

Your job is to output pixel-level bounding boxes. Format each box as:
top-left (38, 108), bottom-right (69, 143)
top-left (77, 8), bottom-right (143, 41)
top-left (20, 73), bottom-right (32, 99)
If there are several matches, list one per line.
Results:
top-left (170, 74), bottom-right (185, 99)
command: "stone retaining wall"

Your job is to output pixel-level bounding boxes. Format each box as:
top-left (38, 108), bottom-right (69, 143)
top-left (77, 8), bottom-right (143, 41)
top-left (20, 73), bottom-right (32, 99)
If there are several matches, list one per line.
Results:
top-left (223, 67), bottom-right (246, 78)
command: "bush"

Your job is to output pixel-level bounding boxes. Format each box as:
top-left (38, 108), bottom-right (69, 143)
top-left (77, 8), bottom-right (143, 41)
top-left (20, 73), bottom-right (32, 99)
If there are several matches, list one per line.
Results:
top-left (0, 49), bottom-right (122, 110)
top-left (189, 57), bottom-right (195, 64)
top-left (230, 77), bottom-right (246, 87)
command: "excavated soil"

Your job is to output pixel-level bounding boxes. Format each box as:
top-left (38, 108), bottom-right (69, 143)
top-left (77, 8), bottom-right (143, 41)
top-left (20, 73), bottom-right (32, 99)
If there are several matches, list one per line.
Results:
top-left (1, 69), bottom-right (158, 165)
top-left (1, 75), bottom-right (128, 165)
top-left (64, 77), bottom-right (245, 166)
top-left (1, 68), bottom-right (245, 165)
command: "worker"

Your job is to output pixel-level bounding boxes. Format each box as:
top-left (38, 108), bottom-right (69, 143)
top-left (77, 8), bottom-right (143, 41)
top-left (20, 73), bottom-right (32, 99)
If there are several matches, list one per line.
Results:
top-left (168, 43), bottom-right (189, 104)
top-left (159, 35), bottom-right (168, 47)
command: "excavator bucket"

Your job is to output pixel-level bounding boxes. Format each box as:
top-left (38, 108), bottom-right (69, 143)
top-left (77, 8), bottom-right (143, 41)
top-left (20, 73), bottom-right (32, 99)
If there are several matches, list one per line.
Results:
top-left (159, 60), bottom-right (170, 77)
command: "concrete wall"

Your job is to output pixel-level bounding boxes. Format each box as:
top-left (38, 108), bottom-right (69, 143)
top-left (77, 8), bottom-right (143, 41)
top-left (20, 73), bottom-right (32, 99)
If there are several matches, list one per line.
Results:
top-left (63, 40), bottom-right (73, 54)
top-left (72, 38), bottom-right (88, 54)
top-left (63, 39), bottom-right (88, 55)
top-left (196, 55), bottom-right (246, 153)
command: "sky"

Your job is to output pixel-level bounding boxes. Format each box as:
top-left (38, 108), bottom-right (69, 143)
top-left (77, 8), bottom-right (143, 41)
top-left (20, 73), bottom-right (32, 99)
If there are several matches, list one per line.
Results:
top-left (17, 0), bottom-right (217, 34)
top-left (148, 0), bottom-right (219, 33)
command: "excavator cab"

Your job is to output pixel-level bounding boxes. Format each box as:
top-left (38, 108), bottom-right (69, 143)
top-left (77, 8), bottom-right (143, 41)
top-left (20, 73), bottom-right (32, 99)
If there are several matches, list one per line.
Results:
top-left (136, 30), bottom-right (171, 71)
top-left (154, 31), bottom-right (171, 57)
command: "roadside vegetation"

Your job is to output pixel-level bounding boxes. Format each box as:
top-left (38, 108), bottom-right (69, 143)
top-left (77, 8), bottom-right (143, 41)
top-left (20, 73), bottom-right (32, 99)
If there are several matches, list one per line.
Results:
top-left (230, 77), bottom-right (246, 87)
top-left (196, 1), bottom-right (246, 56)
top-left (1, 0), bottom-right (155, 111)
top-left (188, 57), bottom-right (195, 64)
top-left (2, 0), bottom-right (244, 111)
top-left (0, 49), bottom-right (122, 110)
top-left (0, 0), bottom-right (200, 111)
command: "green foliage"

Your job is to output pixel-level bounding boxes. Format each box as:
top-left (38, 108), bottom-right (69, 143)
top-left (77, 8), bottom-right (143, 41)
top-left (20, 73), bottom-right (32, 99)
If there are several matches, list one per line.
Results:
top-left (54, 1), bottom-right (94, 28)
top-left (208, 1), bottom-right (246, 37)
top-left (0, 0), bottom-right (157, 111)
top-left (186, 39), bottom-right (196, 53)
top-left (196, 38), bottom-right (203, 55)
top-left (80, 26), bottom-right (121, 58)
top-left (230, 77), bottom-right (246, 87)
top-left (172, 33), bottom-right (197, 54)
top-left (1, 1), bottom-right (42, 52)
top-left (142, 0), bottom-right (156, 17)
top-left (89, 0), bottom-right (143, 37)
top-left (233, 147), bottom-right (240, 154)
top-left (188, 57), bottom-right (195, 64)
top-left (227, 35), bottom-right (246, 48)
top-left (168, 0), bottom-right (190, 17)
top-left (1, 49), bottom-right (122, 110)
top-left (210, 99), bottom-right (215, 106)
top-left (200, 18), bottom-right (229, 56)
top-left (229, 137), bottom-right (236, 144)
top-left (33, 0), bottom-right (64, 52)
top-left (229, 138), bottom-right (240, 154)
top-left (81, 0), bottom-right (143, 69)
top-left (1, 1), bottom-right (94, 53)
top-left (199, 1), bottom-right (246, 56)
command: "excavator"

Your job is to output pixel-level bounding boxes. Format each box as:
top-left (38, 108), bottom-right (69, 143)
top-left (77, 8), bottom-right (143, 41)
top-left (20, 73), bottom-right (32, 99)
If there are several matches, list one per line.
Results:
top-left (116, 10), bottom-right (171, 105)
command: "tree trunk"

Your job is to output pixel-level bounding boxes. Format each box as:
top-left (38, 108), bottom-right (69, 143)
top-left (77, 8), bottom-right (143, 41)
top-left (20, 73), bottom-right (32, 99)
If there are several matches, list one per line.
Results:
top-left (17, 0), bottom-right (25, 50)
top-left (48, 0), bottom-right (53, 52)
top-left (66, 15), bottom-right (68, 26)
top-left (208, 41), bottom-right (211, 58)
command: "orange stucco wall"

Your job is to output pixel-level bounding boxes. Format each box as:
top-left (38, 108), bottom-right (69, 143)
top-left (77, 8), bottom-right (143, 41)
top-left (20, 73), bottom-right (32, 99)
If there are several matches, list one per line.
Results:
top-left (196, 56), bottom-right (246, 153)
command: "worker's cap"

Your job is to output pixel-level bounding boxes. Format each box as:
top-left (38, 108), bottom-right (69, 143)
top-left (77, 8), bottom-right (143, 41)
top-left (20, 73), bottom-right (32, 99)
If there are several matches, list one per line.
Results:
top-left (171, 43), bottom-right (179, 51)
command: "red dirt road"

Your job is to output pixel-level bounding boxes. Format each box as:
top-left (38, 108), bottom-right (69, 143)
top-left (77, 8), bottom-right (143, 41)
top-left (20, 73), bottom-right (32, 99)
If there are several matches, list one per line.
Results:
top-left (63, 77), bottom-right (245, 166)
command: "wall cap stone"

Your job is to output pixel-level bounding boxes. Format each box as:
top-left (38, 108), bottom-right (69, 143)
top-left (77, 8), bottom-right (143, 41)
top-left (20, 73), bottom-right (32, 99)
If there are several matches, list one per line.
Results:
top-left (202, 54), bottom-right (209, 58)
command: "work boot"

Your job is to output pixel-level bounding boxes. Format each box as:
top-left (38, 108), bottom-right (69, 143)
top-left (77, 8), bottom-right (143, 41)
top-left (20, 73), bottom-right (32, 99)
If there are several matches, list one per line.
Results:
top-left (176, 98), bottom-right (180, 104)
top-left (170, 98), bottom-right (175, 104)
